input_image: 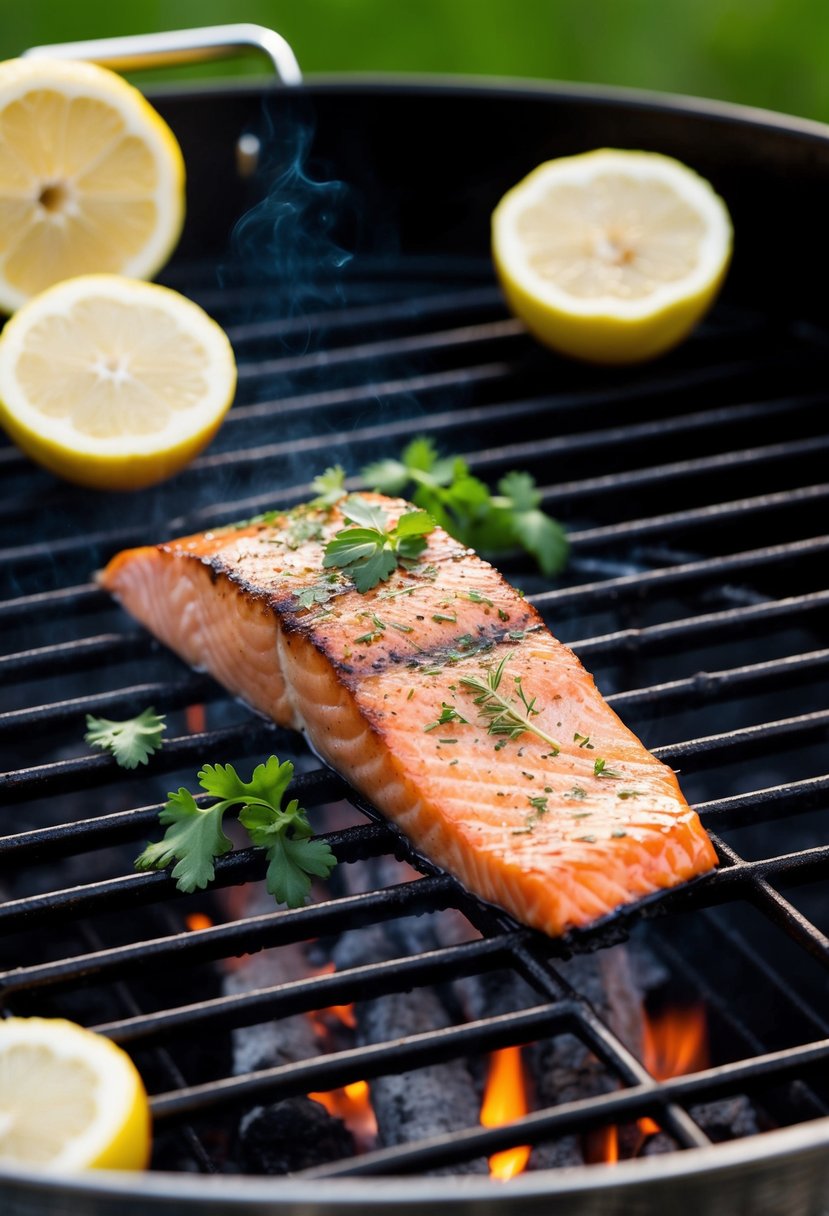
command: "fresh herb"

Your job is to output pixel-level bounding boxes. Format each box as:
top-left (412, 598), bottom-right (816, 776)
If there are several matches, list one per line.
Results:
top-left (294, 574), bottom-right (341, 611)
top-left (465, 589), bottom-right (494, 607)
top-left (611, 829), bottom-right (628, 838)
top-left (285, 514), bottom-right (325, 550)
top-left (231, 509), bottom-right (280, 530)
top-left (574, 732), bottom-right (595, 749)
top-left (458, 656), bottom-right (562, 751)
top-left (565, 787), bottom-right (588, 800)
top-left (85, 707), bottom-right (166, 770)
top-left (322, 496), bottom-right (435, 593)
top-left (594, 758), bottom-right (623, 779)
top-left (135, 756), bottom-right (336, 906)
top-left (354, 630), bottom-right (383, 645)
top-left (498, 608), bottom-right (510, 622)
top-left (362, 437), bottom-right (568, 576)
top-left (527, 795), bottom-right (549, 815)
top-left (424, 702), bottom-right (469, 732)
top-left (576, 834), bottom-right (598, 843)
top-left (311, 465), bottom-right (348, 507)
top-left (432, 612), bottom-right (457, 624)
top-left (617, 790), bottom-right (644, 800)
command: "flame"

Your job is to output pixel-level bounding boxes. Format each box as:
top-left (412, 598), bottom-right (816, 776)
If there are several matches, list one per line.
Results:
top-left (185, 703), bottom-right (206, 733)
top-left (306, 961), bottom-right (357, 1032)
top-left (480, 1046), bottom-right (531, 1181)
top-left (185, 912), bottom-right (213, 931)
top-left (304, 962), bottom-right (376, 1148)
top-left (584, 1125), bottom-right (619, 1164)
top-left (308, 1080), bottom-right (378, 1146)
top-left (639, 1003), bottom-right (708, 1139)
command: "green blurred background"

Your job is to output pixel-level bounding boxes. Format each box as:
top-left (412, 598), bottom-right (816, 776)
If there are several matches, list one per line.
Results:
top-left (1, 0), bottom-right (828, 123)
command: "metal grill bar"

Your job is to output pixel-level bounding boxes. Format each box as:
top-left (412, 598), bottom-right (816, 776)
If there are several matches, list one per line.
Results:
top-left (301, 1036), bottom-right (829, 1179)
top-left (2, 242), bottom-right (828, 1189)
top-left (0, 876), bottom-right (458, 994)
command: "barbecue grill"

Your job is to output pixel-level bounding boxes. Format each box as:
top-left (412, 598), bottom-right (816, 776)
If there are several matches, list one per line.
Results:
top-left (2, 22), bottom-right (829, 1216)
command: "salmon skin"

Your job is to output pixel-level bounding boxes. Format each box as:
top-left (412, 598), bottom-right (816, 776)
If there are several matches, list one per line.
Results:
top-left (100, 494), bottom-right (717, 938)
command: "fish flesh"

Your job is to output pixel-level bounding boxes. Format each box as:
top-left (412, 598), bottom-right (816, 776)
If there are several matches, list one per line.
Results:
top-left (100, 495), bottom-right (717, 937)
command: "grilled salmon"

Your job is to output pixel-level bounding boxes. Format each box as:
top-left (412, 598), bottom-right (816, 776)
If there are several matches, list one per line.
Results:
top-left (100, 494), bottom-right (717, 937)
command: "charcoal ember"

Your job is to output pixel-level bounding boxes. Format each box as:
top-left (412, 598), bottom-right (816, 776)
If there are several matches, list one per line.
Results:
top-left (690, 1095), bottom-right (759, 1141)
top-left (450, 943), bottom-right (651, 1169)
top-left (224, 939), bottom-right (321, 1075)
top-left (237, 1096), bottom-right (355, 1174)
top-left (223, 884), bottom-right (350, 1174)
top-left (333, 922), bottom-right (488, 1175)
top-left (641, 1097), bottom-right (759, 1158)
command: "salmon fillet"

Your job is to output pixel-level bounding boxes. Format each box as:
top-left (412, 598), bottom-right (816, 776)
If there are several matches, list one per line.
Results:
top-left (100, 494), bottom-right (717, 937)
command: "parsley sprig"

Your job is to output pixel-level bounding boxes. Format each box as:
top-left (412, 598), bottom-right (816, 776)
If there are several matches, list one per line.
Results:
top-left (458, 657), bottom-right (562, 752)
top-left (311, 465), bottom-right (348, 507)
top-left (134, 756), bottom-right (336, 906)
top-left (362, 437), bottom-right (568, 577)
top-left (322, 495), bottom-right (435, 592)
top-left (84, 707), bottom-right (166, 769)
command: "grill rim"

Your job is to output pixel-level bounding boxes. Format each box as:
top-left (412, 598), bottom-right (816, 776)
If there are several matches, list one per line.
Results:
top-left (3, 1114), bottom-right (829, 1212)
top-left (3, 64), bottom-right (829, 1209)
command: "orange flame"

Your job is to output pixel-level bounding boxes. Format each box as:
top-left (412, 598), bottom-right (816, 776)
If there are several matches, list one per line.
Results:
top-left (305, 962), bottom-right (376, 1148)
top-left (306, 961), bottom-right (357, 1033)
top-left (639, 1004), bottom-right (708, 1138)
top-left (584, 1125), bottom-right (619, 1164)
top-left (185, 912), bottom-right (213, 932)
top-left (308, 1081), bottom-right (378, 1147)
top-left (480, 1046), bottom-right (531, 1181)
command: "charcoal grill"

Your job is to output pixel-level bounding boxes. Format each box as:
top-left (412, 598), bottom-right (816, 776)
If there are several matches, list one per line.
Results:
top-left (2, 23), bottom-right (829, 1216)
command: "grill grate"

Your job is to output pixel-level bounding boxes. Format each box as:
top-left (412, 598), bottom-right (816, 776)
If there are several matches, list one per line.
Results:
top-left (1, 251), bottom-right (828, 1180)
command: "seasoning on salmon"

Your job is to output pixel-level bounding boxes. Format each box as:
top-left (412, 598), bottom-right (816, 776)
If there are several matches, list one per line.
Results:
top-left (99, 494), bottom-right (717, 938)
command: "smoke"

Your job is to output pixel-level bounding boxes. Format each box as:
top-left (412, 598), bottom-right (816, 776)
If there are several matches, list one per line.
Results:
top-left (223, 101), bottom-right (355, 331)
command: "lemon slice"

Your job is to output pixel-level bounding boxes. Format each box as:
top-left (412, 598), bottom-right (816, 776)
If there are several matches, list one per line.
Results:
top-left (0, 274), bottom-right (237, 490)
top-left (0, 57), bottom-right (185, 313)
top-left (0, 1017), bottom-right (151, 1172)
top-left (492, 149), bottom-right (733, 364)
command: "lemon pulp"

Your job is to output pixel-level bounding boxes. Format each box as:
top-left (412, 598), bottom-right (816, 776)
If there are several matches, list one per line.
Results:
top-left (0, 57), bottom-right (185, 312)
top-left (0, 274), bottom-right (236, 490)
top-left (492, 149), bottom-right (733, 364)
top-left (0, 1018), bottom-right (150, 1172)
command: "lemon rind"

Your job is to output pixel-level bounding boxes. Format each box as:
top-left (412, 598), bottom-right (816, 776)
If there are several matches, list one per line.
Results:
top-left (492, 148), bottom-right (733, 323)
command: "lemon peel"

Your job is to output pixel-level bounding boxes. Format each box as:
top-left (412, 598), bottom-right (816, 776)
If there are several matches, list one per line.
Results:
top-left (492, 148), bottom-right (733, 364)
top-left (0, 1017), bottom-right (150, 1172)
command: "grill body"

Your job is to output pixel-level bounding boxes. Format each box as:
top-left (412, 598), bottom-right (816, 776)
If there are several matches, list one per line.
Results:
top-left (2, 72), bottom-right (829, 1214)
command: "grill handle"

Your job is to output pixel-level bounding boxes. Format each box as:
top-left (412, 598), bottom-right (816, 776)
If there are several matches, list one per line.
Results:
top-left (21, 22), bottom-right (302, 84)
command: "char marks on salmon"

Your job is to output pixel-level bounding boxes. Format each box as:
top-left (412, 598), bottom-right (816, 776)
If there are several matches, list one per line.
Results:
top-left (100, 494), bottom-right (717, 937)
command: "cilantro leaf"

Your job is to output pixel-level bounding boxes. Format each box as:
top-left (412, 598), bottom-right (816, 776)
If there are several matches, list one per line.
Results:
top-left (134, 756), bottom-right (336, 906)
top-left (510, 508), bottom-right (569, 577)
top-left (84, 707), bottom-right (166, 769)
top-left (311, 465), bottom-right (347, 507)
top-left (263, 832), bottom-right (338, 907)
top-left (362, 439), bottom-right (569, 577)
top-left (340, 496), bottom-right (391, 532)
top-left (134, 788), bottom-right (232, 893)
top-left (360, 456), bottom-right (410, 495)
top-left (322, 496), bottom-right (435, 592)
top-left (497, 470), bottom-right (539, 512)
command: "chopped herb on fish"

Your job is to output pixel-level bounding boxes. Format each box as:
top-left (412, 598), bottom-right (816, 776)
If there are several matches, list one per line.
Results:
top-left (459, 656), bottom-right (562, 752)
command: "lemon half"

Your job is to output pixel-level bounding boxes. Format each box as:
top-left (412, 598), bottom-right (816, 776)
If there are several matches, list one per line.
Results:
top-left (492, 149), bottom-right (733, 364)
top-left (0, 57), bottom-right (185, 313)
top-left (0, 1017), bottom-right (151, 1172)
top-left (0, 274), bottom-right (237, 490)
